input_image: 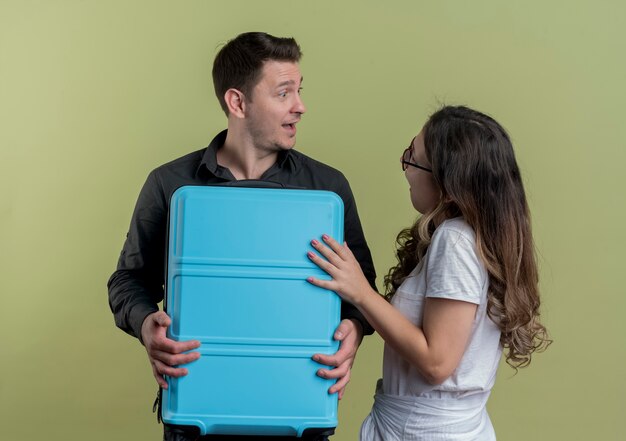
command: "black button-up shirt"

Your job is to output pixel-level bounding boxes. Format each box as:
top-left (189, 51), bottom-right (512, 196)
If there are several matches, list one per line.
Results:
top-left (108, 130), bottom-right (376, 340)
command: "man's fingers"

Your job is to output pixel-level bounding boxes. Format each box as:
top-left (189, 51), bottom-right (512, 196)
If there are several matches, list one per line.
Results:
top-left (143, 313), bottom-right (200, 389)
top-left (316, 342), bottom-right (351, 365)
top-left (316, 361), bottom-right (349, 380)
top-left (153, 358), bottom-right (190, 378)
top-left (313, 348), bottom-right (350, 367)
top-left (173, 338), bottom-right (201, 353)
top-left (333, 319), bottom-right (354, 341)
top-left (312, 352), bottom-right (339, 367)
top-left (152, 348), bottom-right (201, 367)
top-left (150, 361), bottom-right (169, 389)
top-left (314, 358), bottom-right (352, 397)
top-left (153, 338), bottom-right (201, 354)
top-left (328, 369), bottom-right (351, 395)
top-left (152, 311), bottom-right (171, 327)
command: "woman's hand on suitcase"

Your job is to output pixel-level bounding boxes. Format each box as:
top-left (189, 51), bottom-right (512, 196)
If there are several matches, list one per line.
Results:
top-left (307, 234), bottom-right (377, 306)
top-left (307, 235), bottom-right (376, 398)
top-left (141, 311), bottom-right (201, 389)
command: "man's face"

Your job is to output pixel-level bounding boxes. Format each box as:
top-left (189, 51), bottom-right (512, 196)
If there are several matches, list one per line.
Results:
top-left (243, 60), bottom-right (306, 152)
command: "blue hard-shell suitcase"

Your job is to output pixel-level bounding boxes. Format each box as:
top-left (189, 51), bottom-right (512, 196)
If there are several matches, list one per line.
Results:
top-left (162, 185), bottom-right (343, 437)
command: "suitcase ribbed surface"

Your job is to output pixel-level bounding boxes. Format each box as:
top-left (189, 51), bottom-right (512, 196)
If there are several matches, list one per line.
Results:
top-left (162, 186), bottom-right (342, 436)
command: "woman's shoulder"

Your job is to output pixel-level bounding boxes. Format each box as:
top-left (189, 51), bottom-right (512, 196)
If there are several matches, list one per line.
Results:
top-left (434, 217), bottom-right (476, 244)
top-left (426, 217), bottom-right (488, 301)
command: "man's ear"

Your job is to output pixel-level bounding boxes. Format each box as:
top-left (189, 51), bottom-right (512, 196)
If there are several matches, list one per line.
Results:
top-left (224, 88), bottom-right (246, 118)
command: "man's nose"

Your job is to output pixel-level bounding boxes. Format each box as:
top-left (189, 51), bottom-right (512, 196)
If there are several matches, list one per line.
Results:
top-left (293, 94), bottom-right (306, 114)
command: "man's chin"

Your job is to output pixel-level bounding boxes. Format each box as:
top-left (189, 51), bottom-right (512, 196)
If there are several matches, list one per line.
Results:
top-left (276, 139), bottom-right (297, 151)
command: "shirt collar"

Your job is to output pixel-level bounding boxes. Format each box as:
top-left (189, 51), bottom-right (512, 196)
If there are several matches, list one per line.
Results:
top-left (196, 129), bottom-right (300, 179)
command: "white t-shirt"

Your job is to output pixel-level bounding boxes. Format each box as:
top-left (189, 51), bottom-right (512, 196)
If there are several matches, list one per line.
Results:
top-left (382, 217), bottom-right (503, 398)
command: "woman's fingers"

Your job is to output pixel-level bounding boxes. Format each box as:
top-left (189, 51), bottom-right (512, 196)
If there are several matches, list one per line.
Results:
top-left (307, 276), bottom-right (334, 291)
top-left (307, 250), bottom-right (336, 275)
top-left (321, 234), bottom-right (349, 259)
top-left (311, 234), bottom-right (352, 266)
top-left (310, 238), bottom-right (342, 267)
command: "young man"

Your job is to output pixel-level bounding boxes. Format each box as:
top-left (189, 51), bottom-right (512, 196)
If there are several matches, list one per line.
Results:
top-left (107, 32), bottom-right (376, 441)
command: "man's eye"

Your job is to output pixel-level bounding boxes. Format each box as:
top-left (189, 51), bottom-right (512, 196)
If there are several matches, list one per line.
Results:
top-left (279, 91), bottom-right (288, 98)
top-left (298, 87), bottom-right (303, 95)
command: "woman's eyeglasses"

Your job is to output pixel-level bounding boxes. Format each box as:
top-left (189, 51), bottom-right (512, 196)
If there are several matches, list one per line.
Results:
top-left (401, 147), bottom-right (432, 172)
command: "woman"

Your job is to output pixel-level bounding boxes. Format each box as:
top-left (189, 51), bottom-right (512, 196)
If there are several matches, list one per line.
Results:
top-left (307, 105), bottom-right (551, 440)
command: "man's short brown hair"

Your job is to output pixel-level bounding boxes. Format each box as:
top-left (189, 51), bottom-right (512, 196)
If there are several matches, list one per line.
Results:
top-left (212, 32), bottom-right (302, 115)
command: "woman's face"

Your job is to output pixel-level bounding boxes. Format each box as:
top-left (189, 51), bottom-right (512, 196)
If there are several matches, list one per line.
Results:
top-left (403, 130), bottom-right (440, 214)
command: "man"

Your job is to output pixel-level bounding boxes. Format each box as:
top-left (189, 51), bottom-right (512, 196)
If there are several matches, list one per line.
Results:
top-left (108, 32), bottom-right (377, 441)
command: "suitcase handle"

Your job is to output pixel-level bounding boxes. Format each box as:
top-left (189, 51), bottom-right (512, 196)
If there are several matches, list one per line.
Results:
top-left (222, 179), bottom-right (283, 188)
top-left (219, 179), bottom-right (304, 189)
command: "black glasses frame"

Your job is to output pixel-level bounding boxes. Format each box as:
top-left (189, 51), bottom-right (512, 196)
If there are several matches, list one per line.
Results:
top-left (401, 147), bottom-right (432, 172)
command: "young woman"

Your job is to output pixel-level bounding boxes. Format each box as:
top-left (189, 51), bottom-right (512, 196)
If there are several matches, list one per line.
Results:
top-left (307, 105), bottom-right (550, 440)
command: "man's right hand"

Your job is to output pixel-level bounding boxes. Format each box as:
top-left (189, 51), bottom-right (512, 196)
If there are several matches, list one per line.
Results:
top-left (140, 311), bottom-right (201, 389)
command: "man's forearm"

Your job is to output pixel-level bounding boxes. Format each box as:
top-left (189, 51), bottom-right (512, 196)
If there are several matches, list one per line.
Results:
top-left (108, 269), bottom-right (161, 340)
top-left (341, 300), bottom-right (374, 336)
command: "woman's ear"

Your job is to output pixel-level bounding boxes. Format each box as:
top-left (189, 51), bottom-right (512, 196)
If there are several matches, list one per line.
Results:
top-left (224, 88), bottom-right (246, 118)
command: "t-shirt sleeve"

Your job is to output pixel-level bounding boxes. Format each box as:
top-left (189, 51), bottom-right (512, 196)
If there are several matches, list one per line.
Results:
top-left (424, 226), bottom-right (486, 305)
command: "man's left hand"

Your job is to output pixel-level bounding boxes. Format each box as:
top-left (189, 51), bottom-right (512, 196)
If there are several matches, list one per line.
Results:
top-left (312, 318), bottom-right (363, 400)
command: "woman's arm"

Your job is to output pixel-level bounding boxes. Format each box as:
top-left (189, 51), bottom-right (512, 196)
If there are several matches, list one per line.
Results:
top-left (308, 235), bottom-right (477, 385)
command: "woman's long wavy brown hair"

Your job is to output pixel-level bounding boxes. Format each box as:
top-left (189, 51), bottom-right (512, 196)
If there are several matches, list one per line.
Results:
top-left (385, 105), bottom-right (551, 369)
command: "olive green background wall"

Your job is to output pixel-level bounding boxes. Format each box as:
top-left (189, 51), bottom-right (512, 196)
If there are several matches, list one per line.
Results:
top-left (1, 1), bottom-right (624, 440)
